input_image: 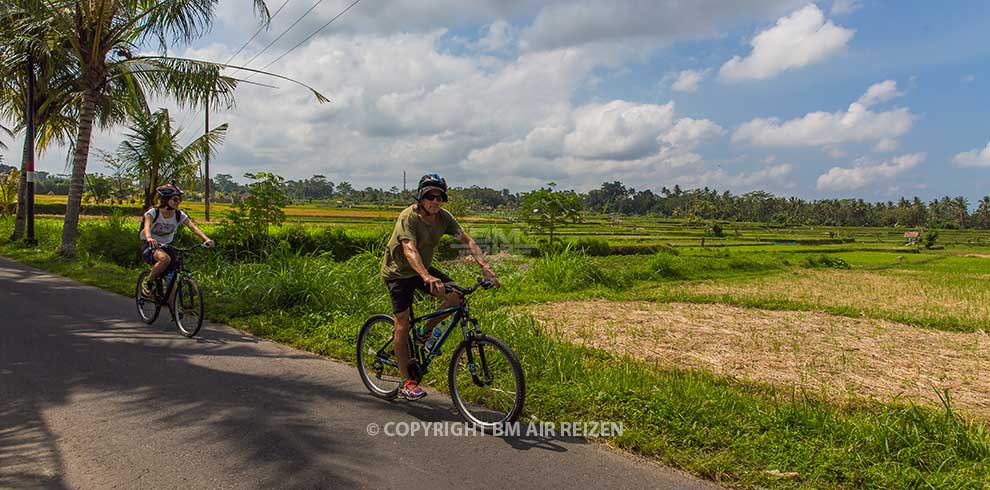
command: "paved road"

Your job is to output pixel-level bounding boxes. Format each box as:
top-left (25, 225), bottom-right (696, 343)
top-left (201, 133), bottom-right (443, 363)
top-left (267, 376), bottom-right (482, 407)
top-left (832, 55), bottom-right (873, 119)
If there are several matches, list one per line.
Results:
top-left (0, 256), bottom-right (719, 490)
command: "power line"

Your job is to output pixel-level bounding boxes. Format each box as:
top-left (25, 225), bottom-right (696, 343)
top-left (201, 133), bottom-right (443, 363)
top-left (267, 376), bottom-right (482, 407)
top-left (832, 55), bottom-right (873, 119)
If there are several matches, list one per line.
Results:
top-left (224, 0), bottom-right (294, 67)
top-left (250, 0), bottom-right (362, 76)
top-left (235, 0), bottom-right (332, 75)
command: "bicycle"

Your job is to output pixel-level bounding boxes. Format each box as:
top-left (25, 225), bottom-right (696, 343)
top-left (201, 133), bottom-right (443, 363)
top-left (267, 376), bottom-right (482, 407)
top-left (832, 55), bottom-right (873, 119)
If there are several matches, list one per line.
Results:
top-left (135, 243), bottom-right (208, 337)
top-left (357, 278), bottom-right (525, 430)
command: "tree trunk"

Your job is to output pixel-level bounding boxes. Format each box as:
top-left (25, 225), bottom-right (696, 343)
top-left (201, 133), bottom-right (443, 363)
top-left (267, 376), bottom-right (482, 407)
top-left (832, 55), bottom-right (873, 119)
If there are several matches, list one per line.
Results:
top-left (57, 89), bottom-right (98, 257)
top-left (11, 136), bottom-right (29, 240)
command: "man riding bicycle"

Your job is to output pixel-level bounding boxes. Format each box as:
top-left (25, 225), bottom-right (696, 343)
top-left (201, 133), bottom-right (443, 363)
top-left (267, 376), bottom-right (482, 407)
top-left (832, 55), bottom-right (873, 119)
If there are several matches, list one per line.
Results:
top-left (381, 173), bottom-right (500, 400)
top-left (140, 184), bottom-right (214, 296)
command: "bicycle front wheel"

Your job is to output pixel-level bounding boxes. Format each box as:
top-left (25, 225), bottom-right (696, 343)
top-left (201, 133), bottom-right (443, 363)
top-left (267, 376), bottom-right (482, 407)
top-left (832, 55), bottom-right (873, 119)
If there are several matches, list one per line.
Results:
top-left (174, 276), bottom-right (204, 337)
top-left (135, 271), bottom-right (160, 324)
top-left (448, 334), bottom-right (525, 430)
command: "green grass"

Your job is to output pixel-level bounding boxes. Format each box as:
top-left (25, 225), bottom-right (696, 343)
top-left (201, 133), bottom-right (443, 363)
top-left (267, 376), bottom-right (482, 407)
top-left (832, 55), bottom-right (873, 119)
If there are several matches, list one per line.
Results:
top-left (4, 216), bottom-right (990, 488)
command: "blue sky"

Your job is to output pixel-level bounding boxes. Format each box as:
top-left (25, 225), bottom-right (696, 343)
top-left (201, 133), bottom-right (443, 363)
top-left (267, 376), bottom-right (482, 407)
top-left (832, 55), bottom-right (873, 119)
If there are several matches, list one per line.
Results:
top-left (4, 0), bottom-right (990, 203)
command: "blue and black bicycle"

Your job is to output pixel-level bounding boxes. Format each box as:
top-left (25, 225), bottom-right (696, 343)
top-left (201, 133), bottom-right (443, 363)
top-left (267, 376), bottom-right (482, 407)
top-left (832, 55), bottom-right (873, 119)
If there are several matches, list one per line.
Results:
top-left (357, 278), bottom-right (525, 429)
top-left (135, 243), bottom-right (207, 337)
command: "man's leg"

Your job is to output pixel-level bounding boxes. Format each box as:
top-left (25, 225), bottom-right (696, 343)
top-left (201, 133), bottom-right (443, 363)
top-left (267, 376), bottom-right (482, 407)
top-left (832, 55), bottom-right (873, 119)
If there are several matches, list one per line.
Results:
top-left (420, 291), bottom-right (462, 332)
top-left (393, 309), bottom-right (413, 380)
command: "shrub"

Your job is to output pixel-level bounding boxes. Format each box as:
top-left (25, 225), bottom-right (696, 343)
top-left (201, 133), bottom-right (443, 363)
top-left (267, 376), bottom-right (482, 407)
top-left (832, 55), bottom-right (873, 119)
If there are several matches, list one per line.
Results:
top-left (79, 210), bottom-right (141, 266)
top-left (645, 251), bottom-right (683, 279)
top-left (574, 237), bottom-right (611, 256)
top-left (803, 254), bottom-right (851, 269)
top-left (923, 230), bottom-right (939, 249)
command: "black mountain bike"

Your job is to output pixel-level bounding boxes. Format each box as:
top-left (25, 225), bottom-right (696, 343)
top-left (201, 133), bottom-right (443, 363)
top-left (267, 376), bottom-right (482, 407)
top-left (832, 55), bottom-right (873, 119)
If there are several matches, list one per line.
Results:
top-left (357, 278), bottom-right (525, 430)
top-left (135, 243), bottom-right (207, 337)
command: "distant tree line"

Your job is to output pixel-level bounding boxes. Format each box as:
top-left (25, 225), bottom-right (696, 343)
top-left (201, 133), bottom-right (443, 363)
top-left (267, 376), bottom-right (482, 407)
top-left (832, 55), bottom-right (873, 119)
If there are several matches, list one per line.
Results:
top-left (581, 181), bottom-right (985, 229)
top-left (6, 169), bottom-right (990, 229)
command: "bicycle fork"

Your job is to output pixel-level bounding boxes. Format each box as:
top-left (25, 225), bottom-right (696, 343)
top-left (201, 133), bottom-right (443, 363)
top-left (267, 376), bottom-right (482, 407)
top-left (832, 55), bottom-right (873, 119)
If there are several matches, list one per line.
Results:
top-left (463, 319), bottom-right (493, 387)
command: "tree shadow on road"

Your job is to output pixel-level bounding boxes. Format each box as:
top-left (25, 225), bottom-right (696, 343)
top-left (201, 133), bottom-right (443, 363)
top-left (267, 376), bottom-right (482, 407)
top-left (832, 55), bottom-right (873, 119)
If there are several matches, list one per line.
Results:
top-left (0, 270), bottom-right (381, 489)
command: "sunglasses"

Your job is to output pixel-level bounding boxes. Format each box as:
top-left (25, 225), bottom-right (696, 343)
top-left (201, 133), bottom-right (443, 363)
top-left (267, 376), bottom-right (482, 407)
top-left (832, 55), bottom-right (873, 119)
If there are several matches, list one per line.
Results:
top-left (422, 193), bottom-right (445, 202)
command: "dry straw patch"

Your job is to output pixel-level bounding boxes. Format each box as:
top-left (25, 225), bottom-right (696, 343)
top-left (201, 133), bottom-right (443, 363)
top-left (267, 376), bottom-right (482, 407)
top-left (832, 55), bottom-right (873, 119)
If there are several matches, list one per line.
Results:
top-left (527, 300), bottom-right (990, 416)
top-left (684, 269), bottom-right (990, 328)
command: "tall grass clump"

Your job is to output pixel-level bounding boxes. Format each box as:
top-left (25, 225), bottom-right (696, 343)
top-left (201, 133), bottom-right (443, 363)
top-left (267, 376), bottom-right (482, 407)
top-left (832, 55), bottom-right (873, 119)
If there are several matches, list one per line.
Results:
top-left (79, 210), bottom-right (141, 266)
top-left (644, 251), bottom-right (683, 279)
top-left (526, 246), bottom-right (623, 291)
top-left (196, 248), bottom-right (389, 319)
top-left (573, 237), bottom-right (611, 256)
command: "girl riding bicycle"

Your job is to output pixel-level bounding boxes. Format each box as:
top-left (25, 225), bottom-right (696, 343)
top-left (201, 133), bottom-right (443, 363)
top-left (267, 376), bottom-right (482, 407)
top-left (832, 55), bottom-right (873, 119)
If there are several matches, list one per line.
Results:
top-left (139, 184), bottom-right (214, 296)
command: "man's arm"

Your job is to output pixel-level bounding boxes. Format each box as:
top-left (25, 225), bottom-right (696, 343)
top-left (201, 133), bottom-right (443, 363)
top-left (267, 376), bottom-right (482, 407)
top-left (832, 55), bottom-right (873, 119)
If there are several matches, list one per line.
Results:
top-left (457, 231), bottom-right (500, 287)
top-left (401, 239), bottom-right (444, 295)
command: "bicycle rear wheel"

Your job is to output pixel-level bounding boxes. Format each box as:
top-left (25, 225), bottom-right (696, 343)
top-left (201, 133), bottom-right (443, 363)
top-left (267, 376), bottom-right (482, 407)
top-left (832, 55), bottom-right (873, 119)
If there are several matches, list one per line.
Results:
top-left (357, 315), bottom-right (415, 399)
top-left (135, 271), bottom-right (160, 324)
top-left (448, 334), bottom-right (525, 430)
top-left (174, 276), bottom-right (204, 337)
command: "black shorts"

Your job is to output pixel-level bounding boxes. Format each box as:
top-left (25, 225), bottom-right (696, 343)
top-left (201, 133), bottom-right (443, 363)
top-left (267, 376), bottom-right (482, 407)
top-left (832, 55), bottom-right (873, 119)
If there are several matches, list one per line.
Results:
top-left (385, 267), bottom-right (452, 315)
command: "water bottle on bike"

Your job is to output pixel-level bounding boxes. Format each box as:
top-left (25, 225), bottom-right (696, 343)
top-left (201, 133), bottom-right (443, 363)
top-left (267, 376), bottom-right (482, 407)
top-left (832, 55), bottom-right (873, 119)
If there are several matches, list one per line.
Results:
top-left (423, 323), bottom-right (444, 351)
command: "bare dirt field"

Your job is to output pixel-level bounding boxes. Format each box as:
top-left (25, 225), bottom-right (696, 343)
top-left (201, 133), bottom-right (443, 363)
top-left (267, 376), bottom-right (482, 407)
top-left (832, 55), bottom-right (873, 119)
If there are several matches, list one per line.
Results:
top-left (526, 300), bottom-right (990, 417)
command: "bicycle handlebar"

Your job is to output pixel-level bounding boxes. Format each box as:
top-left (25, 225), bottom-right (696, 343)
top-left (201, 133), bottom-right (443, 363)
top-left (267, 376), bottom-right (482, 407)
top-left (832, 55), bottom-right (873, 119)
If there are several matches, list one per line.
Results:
top-left (160, 242), bottom-right (210, 253)
top-left (444, 277), bottom-right (496, 296)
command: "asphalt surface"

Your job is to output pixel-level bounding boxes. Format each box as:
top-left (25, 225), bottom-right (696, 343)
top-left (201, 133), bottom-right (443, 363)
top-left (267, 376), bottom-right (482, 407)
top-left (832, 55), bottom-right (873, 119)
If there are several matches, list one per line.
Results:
top-left (0, 255), bottom-right (720, 490)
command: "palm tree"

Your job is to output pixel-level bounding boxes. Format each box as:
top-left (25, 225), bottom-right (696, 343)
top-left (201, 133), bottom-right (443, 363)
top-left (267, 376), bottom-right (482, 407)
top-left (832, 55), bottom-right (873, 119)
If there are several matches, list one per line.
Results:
top-left (5, 0), bottom-right (327, 256)
top-left (974, 196), bottom-right (990, 230)
top-left (953, 196), bottom-right (970, 228)
top-left (115, 108), bottom-right (226, 209)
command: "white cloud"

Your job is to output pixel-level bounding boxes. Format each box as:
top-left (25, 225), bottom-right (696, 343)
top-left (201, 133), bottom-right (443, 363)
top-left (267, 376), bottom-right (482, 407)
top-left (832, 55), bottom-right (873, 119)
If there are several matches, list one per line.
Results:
top-left (952, 143), bottom-right (990, 168)
top-left (563, 100), bottom-right (676, 160)
top-left (671, 69), bottom-right (708, 93)
top-left (719, 4), bottom-right (854, 81)
top-left (732, 81), bottom-right (915, 148)
top-left (855, 80), bottom-right (904, 107)
top-left (816, 153), bottom-right (925, 191)
top-left (660, 118), bottom-right (725, 147)
top-left (873, 138), bottom-right (899, 153)
top-left (830, 0), bottom-right (862, 15)
top-left (962, 75), bottom-right (976, 83)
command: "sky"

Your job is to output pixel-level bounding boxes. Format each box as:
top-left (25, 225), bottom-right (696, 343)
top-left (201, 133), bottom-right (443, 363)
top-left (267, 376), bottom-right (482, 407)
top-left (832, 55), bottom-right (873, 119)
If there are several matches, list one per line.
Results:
top-left (3, 0), bottom-right (990, 203)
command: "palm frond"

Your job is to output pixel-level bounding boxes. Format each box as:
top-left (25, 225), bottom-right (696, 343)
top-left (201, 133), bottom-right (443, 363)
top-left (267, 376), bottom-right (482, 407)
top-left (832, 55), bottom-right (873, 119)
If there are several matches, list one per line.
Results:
top-left (0, 122), bottom-right (13, 151)
top-left (109, 56), bottom-right (238, 110)
top-left (176, 122), bottom-right (227, 170)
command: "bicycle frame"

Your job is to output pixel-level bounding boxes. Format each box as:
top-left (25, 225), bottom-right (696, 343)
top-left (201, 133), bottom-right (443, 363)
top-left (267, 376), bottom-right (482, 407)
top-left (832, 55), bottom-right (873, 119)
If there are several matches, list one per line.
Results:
top-left (151, 246), bottom-right (195, 314)
top-left (377, 298), bottom-right (482, 373)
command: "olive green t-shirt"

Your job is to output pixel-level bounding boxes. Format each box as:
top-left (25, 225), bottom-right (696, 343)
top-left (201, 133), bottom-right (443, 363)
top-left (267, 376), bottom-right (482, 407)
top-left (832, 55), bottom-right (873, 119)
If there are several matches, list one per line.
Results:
top-left (380, 205), bottom-right (462, 281)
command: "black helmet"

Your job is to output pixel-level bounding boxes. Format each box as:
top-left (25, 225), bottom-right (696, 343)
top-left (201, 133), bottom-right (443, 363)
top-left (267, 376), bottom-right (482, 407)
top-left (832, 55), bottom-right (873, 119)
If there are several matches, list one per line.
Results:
top-left (416, 173), bottom-right (448, 202)
top-left (156, 183), bottom-right (184, 199)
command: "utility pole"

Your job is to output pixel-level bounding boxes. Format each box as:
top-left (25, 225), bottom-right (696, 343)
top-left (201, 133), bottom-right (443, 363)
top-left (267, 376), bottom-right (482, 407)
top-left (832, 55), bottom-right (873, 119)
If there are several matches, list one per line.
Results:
top-left (204, 91), bottom-right (210, 222)
top-left (403, 170), bottom-right (406, 193)
top-left (25, 54), bottom-right (36, 244)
